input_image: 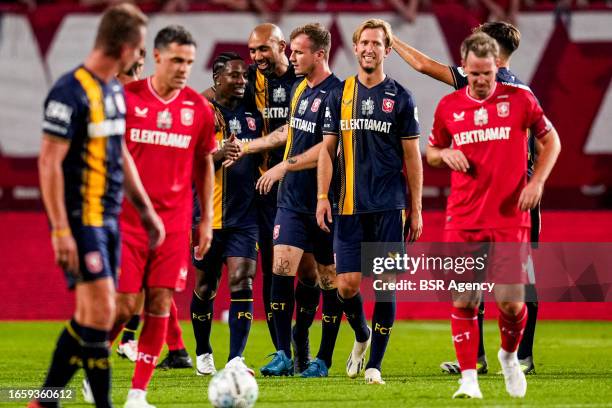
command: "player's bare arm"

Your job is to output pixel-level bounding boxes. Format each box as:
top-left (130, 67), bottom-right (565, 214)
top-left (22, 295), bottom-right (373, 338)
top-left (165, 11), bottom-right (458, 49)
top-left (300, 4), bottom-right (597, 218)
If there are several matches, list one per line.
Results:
top-left (519, 128), bottom-right (561, 211)
top-left (426, 145), bottom-right (470, 172)
top-left (38, 134), bottom-right (79, 274)
top-left (316, 133), bottom-right (337, 233)
top-left (392, 35), bottom-right (454, 86)
top-left (194, 153), bottom-right (215, 259)
top-left (255, 141), bottom-right (322, 194)
top-left (122, 142), bottom-right (165, 249)
top-left (214, 134), bottom-right (241, 165)
top-left (402, 138), bottom-right (424, 242)
top-left (223, 124), bottom-right (288, 168)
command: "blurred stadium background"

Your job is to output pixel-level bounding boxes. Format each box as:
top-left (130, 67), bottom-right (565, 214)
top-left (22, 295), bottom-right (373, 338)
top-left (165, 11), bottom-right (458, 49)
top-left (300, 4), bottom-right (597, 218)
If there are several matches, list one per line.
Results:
top-left (0, 0), bottom-right (610, 321)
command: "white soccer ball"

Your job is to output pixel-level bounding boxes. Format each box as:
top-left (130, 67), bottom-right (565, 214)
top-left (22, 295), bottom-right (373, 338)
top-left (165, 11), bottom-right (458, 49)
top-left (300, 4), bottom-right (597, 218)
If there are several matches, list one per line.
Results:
top-left (208, 367), bottom-right (258, 408)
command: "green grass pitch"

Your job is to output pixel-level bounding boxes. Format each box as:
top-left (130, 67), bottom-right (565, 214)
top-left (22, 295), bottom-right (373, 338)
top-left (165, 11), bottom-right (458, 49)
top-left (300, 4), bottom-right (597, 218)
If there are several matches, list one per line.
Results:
top-left (1, 320), bottom-right (611, 407)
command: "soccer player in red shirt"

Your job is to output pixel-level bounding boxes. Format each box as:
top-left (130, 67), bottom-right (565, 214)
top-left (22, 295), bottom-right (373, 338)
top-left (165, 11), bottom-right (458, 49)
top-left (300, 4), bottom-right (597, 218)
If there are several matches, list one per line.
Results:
top-left (113, 26), bottom-right (216, 408)
top-left (427, 32), bottom-right (560, 399)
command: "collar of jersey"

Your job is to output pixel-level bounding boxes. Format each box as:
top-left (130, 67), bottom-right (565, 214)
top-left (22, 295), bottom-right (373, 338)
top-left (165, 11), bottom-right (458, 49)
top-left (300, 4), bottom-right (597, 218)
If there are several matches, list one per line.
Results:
top-left (147, 76), bottom-right (182, 105)
top-left (464, 81), bottom-right (498, 104)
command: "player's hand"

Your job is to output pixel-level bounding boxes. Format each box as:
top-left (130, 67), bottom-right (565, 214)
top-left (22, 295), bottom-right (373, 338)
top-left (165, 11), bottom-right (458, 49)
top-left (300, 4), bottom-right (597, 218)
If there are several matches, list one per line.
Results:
top-left (51, 231), bottom-right (79, 275)
top-left (222, 138), bottom-right (247, 168)
top-left (440, 148), bottom-right (470, 172)
top-left (256, 162), bottom-right (287, 194)
top-left (141, 208), bottom-right (165, 249)
top-left (194, 219), bottom-right (213, 260)
top-left (405, 209), bottom-right (423, 243)
top-left (221, 134), bottom-right (241, 161)
top-left (518, 180), bottom-right (544, 211)
top-left (316, 198), bottom-right (333, 233)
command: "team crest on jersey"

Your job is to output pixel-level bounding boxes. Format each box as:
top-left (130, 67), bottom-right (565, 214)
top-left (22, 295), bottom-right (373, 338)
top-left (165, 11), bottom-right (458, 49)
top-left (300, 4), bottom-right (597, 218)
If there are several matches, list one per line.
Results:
top-left (181, 108), bottom-right (194, 126)
top-left (298, 98), bottom-right (309, 115)
top-left (361, 97), bottom-right (374, 116)
top-left (229, 117), bottom-right (242, 135)
top-left (85, 251), bottom-right (103, 274)
top-left (157, 109), bottom-right (173, 129)
top-left (273, 86), bottom-right (287, 103)
top-left (473, 107), bottom-right (488, 126)
top-left (246, 116), bottom-right (256, 131)
top-left (311, 98), bottom-right (322, 113)
top-left (382, 98), bottom-right (395, 113)
top-left (497, 102), bottom-right (510, 118)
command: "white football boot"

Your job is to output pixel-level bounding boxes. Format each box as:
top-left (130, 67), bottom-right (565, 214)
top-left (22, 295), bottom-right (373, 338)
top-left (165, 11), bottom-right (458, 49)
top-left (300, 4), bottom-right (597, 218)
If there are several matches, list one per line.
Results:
top-left (346, 326), bottom-right (371, 379)
top-left (117, 340), bottom-right (138, 362)
top-left (498, 349), bottom-right (527, 398)
top-left (81, 378), bottom-right (94, 404)
top-left (123, 389), bottom-right (155, 408)
top-left (196, 353), bottom-right (217, 376)
top-left (452, 370), bottom-right (483, 399)
top-left (225, 356), bottom-right (255, 376)
top-left (364, 368), bottom-right (385, 384)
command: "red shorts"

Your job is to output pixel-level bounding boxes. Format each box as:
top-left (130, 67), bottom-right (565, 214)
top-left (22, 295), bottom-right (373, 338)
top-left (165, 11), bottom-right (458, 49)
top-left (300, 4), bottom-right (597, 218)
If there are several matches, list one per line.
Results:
top-left (118, 230), bottom-right (190, 293)
top-left (443, 227), bottom-right (530, 285)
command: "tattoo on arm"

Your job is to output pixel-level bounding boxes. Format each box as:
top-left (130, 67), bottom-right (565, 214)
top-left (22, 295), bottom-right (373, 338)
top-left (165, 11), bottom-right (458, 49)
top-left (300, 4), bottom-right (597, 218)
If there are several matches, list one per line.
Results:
top-left (287, 157), bottom-right (297, 165)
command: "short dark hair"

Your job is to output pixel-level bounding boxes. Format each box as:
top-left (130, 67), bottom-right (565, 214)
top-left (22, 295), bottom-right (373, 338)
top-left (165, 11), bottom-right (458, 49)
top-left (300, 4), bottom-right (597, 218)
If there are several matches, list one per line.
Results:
top-left (473, 22), bottom-right (520, 57)
top-left (461, 32), bottom-right (499, 62)
top-left (290, 23), bottom-right (331, 56)
top-left (154, 25), bottom-right (197, 50)
top-left (212, 52), bottom-right (244, 77)
top-left (94, 3), bottom-right (148, 59)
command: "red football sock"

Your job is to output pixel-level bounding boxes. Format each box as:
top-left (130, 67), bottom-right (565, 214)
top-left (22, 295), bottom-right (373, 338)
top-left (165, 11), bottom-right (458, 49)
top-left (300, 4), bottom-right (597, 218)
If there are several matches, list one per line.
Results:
top-left (166, 300), bottom-right (185, 351)
top-left (131, 313), bottom-right (169, 391)
top-left (451, 307), bottom-right (479, 371)
top-left (498, 304), bottom-right (527, 353)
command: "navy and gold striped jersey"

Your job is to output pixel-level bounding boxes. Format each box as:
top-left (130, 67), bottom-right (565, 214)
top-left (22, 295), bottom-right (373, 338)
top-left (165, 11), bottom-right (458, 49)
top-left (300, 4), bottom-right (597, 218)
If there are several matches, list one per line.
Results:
top-left (323, 75), bottom-right (420, 215)
top-left (193, 100), bottom-right (263, 230)
top-left (277, 74), bottom-right (341, 214)
top-left (245, 63), bottom-right (299, 172)
top-left (42, 65), bottom-right (126, 226)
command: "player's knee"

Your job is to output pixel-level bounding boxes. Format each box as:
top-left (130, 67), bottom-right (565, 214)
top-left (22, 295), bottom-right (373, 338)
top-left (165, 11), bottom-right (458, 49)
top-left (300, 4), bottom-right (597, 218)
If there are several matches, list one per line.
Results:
top-left (317, 264), bottom-right (337, 290)
top-left (498, 301), bottom-right (524, 317)
top-left (145, 288), bottom-right (173, 315)
top-left (81, 297), bottom-right (115, 329)
top-left (228, 264), bottom-right (255, 291)
top-left (337, 284), bottom-right (359, 299)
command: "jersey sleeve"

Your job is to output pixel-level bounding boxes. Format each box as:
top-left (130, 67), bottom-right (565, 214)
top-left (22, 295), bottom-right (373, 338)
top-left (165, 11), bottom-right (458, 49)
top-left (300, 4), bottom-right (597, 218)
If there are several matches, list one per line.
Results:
top-left (42, 83), bottom-right (81, 141)
top-left (449, 66), bottom-right (468, 90)
top-left (524, 91), bottom-right (553, 139)
top-left (428, 100), bottom-right (453, 148)
top-left (196, 100), bottom-right (218, 156)
top-left (397, 91), bottom-right (420, 139)
top-left (322, 86), bottom-right (340, 135)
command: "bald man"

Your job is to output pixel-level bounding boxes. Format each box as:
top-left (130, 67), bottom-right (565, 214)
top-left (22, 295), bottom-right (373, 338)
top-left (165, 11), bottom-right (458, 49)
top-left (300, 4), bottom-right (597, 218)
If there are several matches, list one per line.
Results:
top-left (244, 24), bottom-right (316, 373)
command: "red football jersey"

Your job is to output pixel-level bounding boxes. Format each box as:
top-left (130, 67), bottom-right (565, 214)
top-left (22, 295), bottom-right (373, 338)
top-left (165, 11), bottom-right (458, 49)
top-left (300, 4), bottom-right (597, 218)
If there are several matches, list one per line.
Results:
top-left (121, 77), bottom-right (216, 233)
top-left (429, 82), bottom-right (552, 230)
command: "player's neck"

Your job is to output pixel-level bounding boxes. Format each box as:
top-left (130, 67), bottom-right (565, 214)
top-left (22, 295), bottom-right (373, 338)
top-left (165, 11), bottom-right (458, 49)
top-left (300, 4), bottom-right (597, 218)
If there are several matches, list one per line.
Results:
top-left (150, 75), bottom-right (180, 101)
top-left (214, 93), bottom-right (240, 111)
top-left (357, 68), bottom-right (386, 89)
top-left (273, 55), bottom-right (290, 77)
top-left (306, 63), bottom-right (332, 88)
top-left (84, 49), bottom-right (121, 83)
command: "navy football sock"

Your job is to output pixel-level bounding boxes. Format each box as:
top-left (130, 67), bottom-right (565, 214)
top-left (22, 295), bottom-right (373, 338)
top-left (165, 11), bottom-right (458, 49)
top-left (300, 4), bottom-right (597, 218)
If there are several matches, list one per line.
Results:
top-left (81, 326), bottom-right (112, 408)
top-left (260, 241), bottom-right (278, 349)
top-left (518, 285), bottom-right (538, 359)
top-left (366, 293), bottom-right (396, 371)
top-left (120, 314), bottom-right (140, 343)
top-left (294, 279), bottom-right (320, 341)
top-left (478, 301), bottom-right (486, 358)
top-left (317, 288), bottom-right (343, 368)
top-left (271, 274), bottom-right (295, 356)
top-left (42, 319), bottom-right (83, 391)
top-left (339, 292), bottom-right (369, 342)
top-left (228, 289), bottom-right (254, 360)
top-left (191, 291), bottom-right (214, 355)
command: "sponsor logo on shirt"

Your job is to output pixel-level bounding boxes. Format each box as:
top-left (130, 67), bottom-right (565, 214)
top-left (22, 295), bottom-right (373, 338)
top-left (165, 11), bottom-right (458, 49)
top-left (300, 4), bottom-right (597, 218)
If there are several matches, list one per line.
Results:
top-left (290, 117), bottom-right (317, 133)
top-left (129, 128), bottom-right (192, 149)
top-left (157, 109), bottom-right (173, 129)
top-left (135, 107), bottom-right (148, 118)
top-left (453, 111), bottom-right (465, 122)
top-left (361, 97), bottom-right (374, 116)
top-left (452, 126), bottom-right (511, 146)
top-left (273, 86), bottom-right (287, 103)
top-left (340, 118), bottom-right (392, 133)
top-left (262, 107), bottom-right (288, 119)
top-left (473, 107), bottom-right (488, 126)
top-left (45, 100), bottom-right (73, 123)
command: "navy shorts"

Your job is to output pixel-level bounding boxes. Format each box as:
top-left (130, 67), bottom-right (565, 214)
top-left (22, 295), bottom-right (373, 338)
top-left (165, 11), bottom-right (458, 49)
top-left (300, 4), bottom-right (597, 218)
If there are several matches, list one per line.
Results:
top-left (192, 226), bottom-right (259, 271)
top-left (334, 210), bottom-right (403, 274)
top-left (64, 217), bottom-right (120, 290)
top-left (256, 192), bottom-right (277, 241)
top-left (273, 207), bottom-right (334, 266)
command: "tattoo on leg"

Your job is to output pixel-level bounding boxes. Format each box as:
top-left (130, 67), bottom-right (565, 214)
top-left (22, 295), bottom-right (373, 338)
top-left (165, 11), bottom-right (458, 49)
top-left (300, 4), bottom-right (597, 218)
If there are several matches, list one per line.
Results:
top-left (273, 258), bottom-right (292, 276)
top-left (319, 274), bottom-right (333, 290)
